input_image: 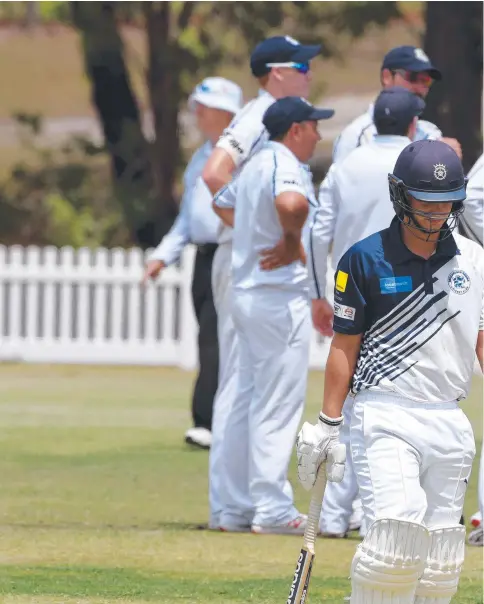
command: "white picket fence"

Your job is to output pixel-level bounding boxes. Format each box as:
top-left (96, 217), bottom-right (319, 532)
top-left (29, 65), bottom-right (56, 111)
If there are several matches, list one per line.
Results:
top-left (0, 245), bottom-right (332, 369)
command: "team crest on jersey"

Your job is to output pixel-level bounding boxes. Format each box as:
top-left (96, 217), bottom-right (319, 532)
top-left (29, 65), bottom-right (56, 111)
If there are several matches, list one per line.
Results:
top-left (448, 269), bottom-right (471, 295)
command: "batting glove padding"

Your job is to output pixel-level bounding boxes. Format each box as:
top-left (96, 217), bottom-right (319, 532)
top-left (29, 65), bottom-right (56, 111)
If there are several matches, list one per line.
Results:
top-left (296, 412), bottom-right (346, 491)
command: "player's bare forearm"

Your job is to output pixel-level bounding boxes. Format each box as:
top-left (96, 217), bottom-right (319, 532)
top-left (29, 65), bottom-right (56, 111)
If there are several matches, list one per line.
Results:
top-left (212, 202), bottom-right (234, 227)
top-left (322, 332), bottom-right (362, 419)
top-left (202, 148), bottom-right (236, 195)
top-left (476, 330), bottom-right (483, 372)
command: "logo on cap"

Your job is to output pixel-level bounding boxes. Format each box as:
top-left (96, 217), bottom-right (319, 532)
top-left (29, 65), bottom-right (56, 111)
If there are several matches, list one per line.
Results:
top-left (414, 48), bottom-right (430, 62)
top-left (285, 35), bottom-right (300, 46)
top-left (433, 163), bottom-right (447, 180)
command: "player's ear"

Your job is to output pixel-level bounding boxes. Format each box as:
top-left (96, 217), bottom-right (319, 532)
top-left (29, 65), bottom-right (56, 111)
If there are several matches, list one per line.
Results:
top-left (380, 68), bottom-right (393, 88)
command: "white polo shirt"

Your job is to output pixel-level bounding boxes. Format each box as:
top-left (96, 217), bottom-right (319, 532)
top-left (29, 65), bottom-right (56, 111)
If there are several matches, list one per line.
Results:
top-left (333, 217), bottom-right (484, 403)
top-left (461, 153), bottom-right (483, 246)
top-left (332, 103), bottom-right (442, 163)
top-left (214, 90), bottom-right (275, 244)
top-left (216, 141), bottom-right (316, 292)
top-left (308, 135), bottom-right (411, 298)
top-left (150, 142), bottom-right (220, 265)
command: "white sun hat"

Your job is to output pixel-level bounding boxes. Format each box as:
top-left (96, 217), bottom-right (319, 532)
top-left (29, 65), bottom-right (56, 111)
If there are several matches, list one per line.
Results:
top-left (188, 77), bottom-right (243, 115)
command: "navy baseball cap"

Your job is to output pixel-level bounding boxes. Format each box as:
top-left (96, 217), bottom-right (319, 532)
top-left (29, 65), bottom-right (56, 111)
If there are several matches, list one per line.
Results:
top-left (373, 87), bottom-right (425, 134)
top-left (262, 96), bottom-right (334, 139)
top-left (250, 36), bottom-right (321, 77)
top-left (393, 140), bottom-right (466, 202)
top-left (382, 46), bottom-right (442, 80)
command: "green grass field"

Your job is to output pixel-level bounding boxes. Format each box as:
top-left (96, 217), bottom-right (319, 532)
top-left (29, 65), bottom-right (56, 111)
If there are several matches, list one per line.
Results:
top-left (0, 364), bottom-right (482, 604)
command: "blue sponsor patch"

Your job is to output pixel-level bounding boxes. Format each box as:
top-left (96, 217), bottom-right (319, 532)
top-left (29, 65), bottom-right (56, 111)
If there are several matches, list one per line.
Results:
top-left (380, 276), bottom-right (412, 294)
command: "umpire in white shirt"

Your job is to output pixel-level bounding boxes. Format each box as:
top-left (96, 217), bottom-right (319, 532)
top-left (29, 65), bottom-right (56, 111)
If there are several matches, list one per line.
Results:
top-left (214, 97), bottom-right (334, 534)
top-left (333, 45), bottom-right (461, 163)
top-left (143, 77), bottom-right (242, 449)
top-left (309, 86), bottom-right (425, 537)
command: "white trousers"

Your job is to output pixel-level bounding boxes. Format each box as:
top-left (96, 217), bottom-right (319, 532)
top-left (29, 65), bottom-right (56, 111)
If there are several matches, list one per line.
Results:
top-left (479, 441), bottom-right (484, 518)
top-left (350, 391), bottom-right (476, 529)
top-left (209, 242), bottom-right (238, 526)
top-left (220, 287), bottom-right (310, 527)
top-left (320, 396), bottom-right (361, 533)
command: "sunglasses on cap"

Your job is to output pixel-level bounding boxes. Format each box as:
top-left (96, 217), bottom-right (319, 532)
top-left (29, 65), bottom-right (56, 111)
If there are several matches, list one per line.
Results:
top-left (265, 62), bottom-right (311, 75)
top-left (391, 69), bottom-right (434, 87)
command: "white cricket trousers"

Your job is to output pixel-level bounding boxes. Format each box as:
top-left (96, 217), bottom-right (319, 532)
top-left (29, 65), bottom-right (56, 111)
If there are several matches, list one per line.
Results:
top-left (220, 286), bottom-right (311, 527)
top-left (320, 396), bottom-right (363, 534)
top-left (350, 391), bottom-right (476, 529)
top-left (209, 242), bottom-right (239, 527)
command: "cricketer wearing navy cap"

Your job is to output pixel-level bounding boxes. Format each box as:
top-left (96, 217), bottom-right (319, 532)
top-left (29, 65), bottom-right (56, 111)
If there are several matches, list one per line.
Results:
top-left (382, 45), bottom-right (442, 83)
top-left (373, 86), bottom-right (425, 135)
top-left (250, 35), bottom-right (321, 77)
top-left (262, 96), bottom-right (334, 139)
top-left (333, 45), bottom-right (462, 163)
top-left (296, 138), bottom-right (483, 603)
top-left (201, 35), bottom-right (322, 533)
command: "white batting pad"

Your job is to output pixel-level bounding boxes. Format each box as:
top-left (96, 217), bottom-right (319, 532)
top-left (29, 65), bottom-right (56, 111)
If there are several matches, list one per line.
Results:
top-left (350, 518), bottom-right (430, 604)
top-left (414, 525), bottom-right (466, 604)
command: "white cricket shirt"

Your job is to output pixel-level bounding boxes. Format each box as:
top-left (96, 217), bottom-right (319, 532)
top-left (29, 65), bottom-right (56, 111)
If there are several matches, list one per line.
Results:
top-left (333, 217), bottom-right (484, 403)
top-left (332, 103), bottom-right (442, 163)
top-left (217, 141), bottom-right (317, 292)
top-left (214, 89), bottom-right (275, 244)
top-left (308, 135), bottom-right (411, 298)
top-left (461, 153), bottom-right (483, 246)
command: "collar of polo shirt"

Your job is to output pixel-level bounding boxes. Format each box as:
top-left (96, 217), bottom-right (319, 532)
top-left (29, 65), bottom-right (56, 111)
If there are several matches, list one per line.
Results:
top-left (385, 216), bottom-right (460, 265)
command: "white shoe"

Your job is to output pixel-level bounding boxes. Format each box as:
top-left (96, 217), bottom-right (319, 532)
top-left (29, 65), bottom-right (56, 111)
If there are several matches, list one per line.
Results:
top-left (468, 526), bottom-right (483, 546)
top-left (184, 427), bottom-right (212, 449)
top-left (252, 514), bottom-right (308, 535)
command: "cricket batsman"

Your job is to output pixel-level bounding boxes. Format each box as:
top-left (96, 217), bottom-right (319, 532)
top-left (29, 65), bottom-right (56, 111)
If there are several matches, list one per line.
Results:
top-left (297, 139), bottom-right (483, 603)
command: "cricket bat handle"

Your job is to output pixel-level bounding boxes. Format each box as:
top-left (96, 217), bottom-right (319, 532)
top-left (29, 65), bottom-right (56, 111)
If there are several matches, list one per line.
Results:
top-left (303, 465), bottom-right (327, 552)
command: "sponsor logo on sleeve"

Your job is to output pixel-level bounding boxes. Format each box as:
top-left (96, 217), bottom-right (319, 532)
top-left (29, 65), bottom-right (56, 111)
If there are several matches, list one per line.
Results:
top-left (380, 276), bottom-right (413, 294)
top-left (335, 270), bottom-right (349, 293)
top-left (334, 302), bottom-right (356, 321)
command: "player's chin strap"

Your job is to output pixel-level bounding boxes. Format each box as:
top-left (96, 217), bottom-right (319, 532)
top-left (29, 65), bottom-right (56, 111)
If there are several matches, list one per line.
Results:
top-left (414, 525), bottom-right (466, 604)
top-left (350, 518), bottom-right (430, 604)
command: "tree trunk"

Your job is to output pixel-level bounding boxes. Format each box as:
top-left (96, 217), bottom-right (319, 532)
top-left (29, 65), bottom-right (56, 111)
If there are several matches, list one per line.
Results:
top-left (423, 1), bottom-right (483, 172)
top-left (71, 1), bottom-right (154, 246)
top-left (144, 2), bottom-right (183, 242)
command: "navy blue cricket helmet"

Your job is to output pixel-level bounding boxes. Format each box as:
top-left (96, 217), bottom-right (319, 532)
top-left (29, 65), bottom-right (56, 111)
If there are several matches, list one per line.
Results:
top-left (388, 139), bottom-right (467, 239)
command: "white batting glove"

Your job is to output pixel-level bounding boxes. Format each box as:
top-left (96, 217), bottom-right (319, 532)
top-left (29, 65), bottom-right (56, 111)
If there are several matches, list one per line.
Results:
top-left (296, 412), bottom-right (346, 491)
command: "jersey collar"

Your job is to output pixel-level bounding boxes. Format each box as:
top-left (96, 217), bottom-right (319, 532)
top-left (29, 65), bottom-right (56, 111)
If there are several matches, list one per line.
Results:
top-left (385, 216), bottom-right (460, 265)
top-left (266, 140), bottom-right (301, 163)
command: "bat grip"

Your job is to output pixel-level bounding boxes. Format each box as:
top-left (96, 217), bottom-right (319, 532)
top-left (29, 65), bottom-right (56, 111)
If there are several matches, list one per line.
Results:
top-left (303, 464), bottom-right (327, 553)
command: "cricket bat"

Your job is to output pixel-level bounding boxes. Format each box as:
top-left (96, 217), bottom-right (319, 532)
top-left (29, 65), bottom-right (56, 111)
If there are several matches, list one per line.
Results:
top-left (286, 466), bottom-right (327, 604)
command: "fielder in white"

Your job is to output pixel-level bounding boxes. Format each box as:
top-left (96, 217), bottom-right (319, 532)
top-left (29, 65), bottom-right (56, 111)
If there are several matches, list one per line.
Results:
top-left (460, 153), bottom-right (484, 547)
top-left (142, 78), bottom-right (242, 449)
top-left (333, 45), bottom-right (461, 163)
top-left (309, 87), bottom-right (426, 538)
top-left (213, 96), bottom-right (336, 533)
top-left (202, 35), bottom-right (321, 530)
top-left (297, 139), bottom-right (483, 604)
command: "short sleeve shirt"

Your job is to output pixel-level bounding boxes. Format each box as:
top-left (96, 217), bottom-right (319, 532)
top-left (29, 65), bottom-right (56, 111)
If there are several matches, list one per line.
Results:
top-left (333, 217), bottom-right (484, 402)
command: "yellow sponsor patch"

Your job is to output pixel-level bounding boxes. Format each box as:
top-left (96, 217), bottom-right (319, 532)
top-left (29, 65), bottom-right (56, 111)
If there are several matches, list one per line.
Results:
top-left (336, 270), bottom-right (349, 292)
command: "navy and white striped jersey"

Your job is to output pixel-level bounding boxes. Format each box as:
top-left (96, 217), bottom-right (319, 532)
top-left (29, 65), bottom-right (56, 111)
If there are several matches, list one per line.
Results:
top-left (333, 216), bottom-right (484, 403)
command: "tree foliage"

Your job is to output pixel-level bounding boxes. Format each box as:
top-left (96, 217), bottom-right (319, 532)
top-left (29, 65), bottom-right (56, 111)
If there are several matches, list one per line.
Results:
top-left (73, 1), bottom-right (404, 247)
